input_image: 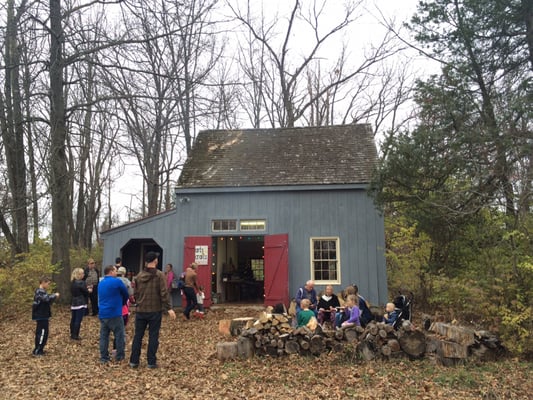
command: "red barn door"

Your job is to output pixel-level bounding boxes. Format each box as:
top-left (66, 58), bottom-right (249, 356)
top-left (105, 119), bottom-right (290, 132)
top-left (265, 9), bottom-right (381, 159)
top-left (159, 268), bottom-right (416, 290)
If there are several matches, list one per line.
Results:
top-left (264, 234), bottom-right (289, 307)
top-left (184, 236), bottom-right (212, 307)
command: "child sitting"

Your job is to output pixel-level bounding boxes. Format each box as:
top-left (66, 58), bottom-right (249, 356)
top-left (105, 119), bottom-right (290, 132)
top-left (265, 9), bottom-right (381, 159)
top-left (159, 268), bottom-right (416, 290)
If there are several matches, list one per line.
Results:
top-left (296, 298), bottom-right (316, 328)
top-left (341, 295), bottom-right (361, 327)
top-left (383, 302), bottom-right (399, 325)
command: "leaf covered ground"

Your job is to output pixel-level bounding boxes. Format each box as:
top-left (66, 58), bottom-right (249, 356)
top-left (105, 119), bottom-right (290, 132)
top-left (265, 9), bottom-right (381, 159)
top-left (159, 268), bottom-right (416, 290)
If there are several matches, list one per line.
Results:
top-left (0, 305), bottom-right (531, 399)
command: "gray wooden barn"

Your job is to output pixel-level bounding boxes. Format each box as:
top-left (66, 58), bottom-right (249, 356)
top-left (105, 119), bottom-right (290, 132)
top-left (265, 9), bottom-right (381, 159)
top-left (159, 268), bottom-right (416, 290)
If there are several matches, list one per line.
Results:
top-left (101, 124), bottom-right (387, 308)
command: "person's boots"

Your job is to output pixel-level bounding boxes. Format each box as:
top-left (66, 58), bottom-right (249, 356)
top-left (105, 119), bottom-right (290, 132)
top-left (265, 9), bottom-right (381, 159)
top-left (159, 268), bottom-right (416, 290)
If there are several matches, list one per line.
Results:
top-left (71, 325), bottom-right (81, 340)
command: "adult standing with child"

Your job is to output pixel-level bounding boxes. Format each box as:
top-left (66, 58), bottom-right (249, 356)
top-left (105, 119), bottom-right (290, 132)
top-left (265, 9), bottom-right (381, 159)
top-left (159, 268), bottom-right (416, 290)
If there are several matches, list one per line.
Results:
top-left (129, 251), bottom-right (176, 369)
top-left (182, 262), bottom-right (199, 320)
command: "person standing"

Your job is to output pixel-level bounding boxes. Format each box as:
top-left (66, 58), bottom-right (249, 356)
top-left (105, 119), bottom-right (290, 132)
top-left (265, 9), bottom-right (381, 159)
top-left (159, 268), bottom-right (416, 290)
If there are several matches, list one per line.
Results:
top-left (164, 263), bottom-right (177, 308)
top-left (98, 265), bottom-right (129, 364)
top-left (32, 276), bottom-right (60, 356)
top-left (70, 268), bottom-right (90, 340)
top-left (182, 262), bottom-right (199, 320)
top-left (83, 258), bottom-right (100, 316)
top-left (129, 251), bottom-right (176, 369)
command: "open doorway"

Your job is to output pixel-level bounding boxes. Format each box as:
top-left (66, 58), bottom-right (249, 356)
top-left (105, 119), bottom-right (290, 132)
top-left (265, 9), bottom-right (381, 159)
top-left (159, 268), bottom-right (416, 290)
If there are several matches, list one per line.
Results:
top-left (212, 235), bottom-right (264, 303)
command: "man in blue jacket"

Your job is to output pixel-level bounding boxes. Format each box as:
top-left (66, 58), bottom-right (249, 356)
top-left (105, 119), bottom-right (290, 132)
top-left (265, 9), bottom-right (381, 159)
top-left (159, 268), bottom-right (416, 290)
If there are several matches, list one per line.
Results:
top-left (98, 265), bottom-right (129, 364)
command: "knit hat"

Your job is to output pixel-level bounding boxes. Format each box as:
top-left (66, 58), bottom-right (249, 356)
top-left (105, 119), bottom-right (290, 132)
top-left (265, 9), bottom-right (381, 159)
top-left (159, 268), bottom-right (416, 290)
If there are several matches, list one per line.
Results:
top-left (117, 266), bottom-right (127, 276)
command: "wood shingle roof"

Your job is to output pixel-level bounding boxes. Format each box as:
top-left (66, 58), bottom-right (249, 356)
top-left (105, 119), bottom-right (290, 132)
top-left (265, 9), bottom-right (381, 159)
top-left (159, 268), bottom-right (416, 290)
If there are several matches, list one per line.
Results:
top-left (177, 124), bottom-right (377, 188)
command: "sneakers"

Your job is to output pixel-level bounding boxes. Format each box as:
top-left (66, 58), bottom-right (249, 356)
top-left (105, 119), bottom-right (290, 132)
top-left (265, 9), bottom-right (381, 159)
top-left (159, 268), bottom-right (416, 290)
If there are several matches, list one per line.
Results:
top-left (129, 362), bottom-right (139, 369)
top-left (147, 364), bottom-right (158, 369)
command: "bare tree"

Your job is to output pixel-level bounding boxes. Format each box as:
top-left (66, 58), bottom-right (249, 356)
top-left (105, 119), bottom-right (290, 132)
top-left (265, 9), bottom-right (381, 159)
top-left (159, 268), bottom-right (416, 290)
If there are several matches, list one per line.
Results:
top-left (101, 0), bottom-right (222, 216)
top-left (0, 0), bottom-right (29, 254)
top-left (228, 0), bottom-right (404, 129)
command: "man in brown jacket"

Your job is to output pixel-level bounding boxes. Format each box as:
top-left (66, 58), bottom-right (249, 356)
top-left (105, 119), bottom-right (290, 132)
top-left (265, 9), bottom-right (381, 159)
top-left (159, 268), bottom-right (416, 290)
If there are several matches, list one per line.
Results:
top-left (129, 251), bottom-right (176, 369)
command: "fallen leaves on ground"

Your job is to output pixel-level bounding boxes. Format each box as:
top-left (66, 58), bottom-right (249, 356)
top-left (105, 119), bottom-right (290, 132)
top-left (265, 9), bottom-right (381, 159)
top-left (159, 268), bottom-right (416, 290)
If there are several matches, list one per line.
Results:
top-left (0, 305), bottom-right (531, 399)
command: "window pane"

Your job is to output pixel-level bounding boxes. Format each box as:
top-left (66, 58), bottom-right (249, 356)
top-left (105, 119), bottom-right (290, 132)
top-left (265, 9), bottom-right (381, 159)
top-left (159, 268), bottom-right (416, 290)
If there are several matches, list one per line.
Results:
top-left (212, 219), bottom-right (237, 232)
top-left (311, 238), bottom-right (339, 283)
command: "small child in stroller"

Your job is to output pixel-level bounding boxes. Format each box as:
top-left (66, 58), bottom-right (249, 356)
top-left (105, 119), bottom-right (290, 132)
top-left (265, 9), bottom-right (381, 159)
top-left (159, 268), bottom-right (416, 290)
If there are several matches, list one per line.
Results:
top-left (383, 302), bottom-right (399, 326)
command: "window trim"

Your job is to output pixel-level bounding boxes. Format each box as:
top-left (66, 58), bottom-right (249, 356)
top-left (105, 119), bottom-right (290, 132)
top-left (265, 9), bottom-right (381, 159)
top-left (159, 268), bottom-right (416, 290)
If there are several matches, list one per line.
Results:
top-left (211, 219), bottom-right (238, 232)
top-left (240, 219), bottom-right (266, 231)
top-left (309, 236), bottom-right (341, 284)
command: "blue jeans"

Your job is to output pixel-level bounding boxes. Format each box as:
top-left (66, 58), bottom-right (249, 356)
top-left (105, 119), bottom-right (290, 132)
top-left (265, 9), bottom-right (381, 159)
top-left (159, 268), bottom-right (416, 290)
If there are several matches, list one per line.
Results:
top-left (183, 287), bottom-right (197, 319)
top-left (99, 316), bottom-right (125, 362)
top-left (70, 308), bottom-right (85, 338)
top-left (130, 312), bottom-right (162, 366)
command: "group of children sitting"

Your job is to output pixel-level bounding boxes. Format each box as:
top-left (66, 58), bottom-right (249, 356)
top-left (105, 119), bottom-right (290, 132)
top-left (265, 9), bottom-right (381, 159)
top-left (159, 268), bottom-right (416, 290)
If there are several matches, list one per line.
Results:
top-left (294, 284), bottom-right (400, 330)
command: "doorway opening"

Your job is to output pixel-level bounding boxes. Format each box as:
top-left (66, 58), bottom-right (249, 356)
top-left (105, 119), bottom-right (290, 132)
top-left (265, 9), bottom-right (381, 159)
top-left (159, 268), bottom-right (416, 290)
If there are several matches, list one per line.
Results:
top-left (212, 235), bottom-right (264, 303)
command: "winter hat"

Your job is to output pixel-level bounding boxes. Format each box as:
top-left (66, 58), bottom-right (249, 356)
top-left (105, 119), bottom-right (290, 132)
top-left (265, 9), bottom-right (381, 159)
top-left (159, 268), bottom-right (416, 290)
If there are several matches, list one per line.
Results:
top-left (117, 267), bottom-right (127, 276)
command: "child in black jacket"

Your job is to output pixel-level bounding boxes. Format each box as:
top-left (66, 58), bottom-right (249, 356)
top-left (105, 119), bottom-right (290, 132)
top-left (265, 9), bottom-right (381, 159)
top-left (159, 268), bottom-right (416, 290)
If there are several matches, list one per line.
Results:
top-left (32, 276), bottom-right (60, 356)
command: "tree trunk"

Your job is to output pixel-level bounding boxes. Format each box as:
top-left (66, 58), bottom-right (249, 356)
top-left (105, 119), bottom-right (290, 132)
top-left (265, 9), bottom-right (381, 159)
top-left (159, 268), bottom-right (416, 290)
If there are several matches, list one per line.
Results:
top-left (49, 0), bottom-right (71, 301)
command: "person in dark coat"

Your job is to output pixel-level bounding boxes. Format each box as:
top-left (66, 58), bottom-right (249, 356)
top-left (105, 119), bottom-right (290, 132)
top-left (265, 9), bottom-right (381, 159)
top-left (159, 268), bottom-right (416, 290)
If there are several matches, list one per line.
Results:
top-left (32, 276), bottom-right (60, 356)
top-left (70, 267), bottom-right (89, 340)
top-left (83, 258), bottom-right (100, 316)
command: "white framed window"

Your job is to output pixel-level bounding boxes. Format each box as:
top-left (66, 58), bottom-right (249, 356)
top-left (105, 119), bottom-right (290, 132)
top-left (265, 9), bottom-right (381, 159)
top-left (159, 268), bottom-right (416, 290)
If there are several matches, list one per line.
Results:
top-left (240, 219), bottom-right (266, 231)
top-left (212, 219), bottom-right (237, 232)
top-left (310, 237), bottom-right (340, 283)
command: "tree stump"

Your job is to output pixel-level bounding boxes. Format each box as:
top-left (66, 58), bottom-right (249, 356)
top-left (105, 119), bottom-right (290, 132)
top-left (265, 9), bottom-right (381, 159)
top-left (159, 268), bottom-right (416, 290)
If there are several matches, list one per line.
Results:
top-left (237, 336), bottom-right (254, 359)
top-left (216, 341), bottom-right (238, 361)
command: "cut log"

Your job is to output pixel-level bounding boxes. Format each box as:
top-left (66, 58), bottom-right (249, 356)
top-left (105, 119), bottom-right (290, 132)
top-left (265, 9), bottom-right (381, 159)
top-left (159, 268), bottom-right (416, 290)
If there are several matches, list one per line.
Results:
top-left (218, 320), bottom-right (231, 336)
top-left (265, 345), bottom-right (279, 357)
top-left (357, 340), bottom-right (376, 361)
top-left (258, 312), bottom-right (270, 324)
top-left (330, 342), bottom-right (344, 352)
top-left (230, 317), bottom-right (255, 336)
top-left (398, 330), bottom-right (426, 358)
top-left (387, 338), bottom-right (400, 352)
top-left (335, 330), bottom-right (344, 340)
top-left (344, 328), bottom-right (359, 343)
top-left (237, 336), bottom-right (254, 359)
top-left (429, 322), bottom-right (475, 346)
top-left (299, 338), bottom-right (310, 350)
top-left (285, 340), bottom-right (300, 354)
top-left (381, 344), bottom-right (392, 357)
top-left (310, 335), bottom-right (326, 355)
top-left (436, 339), bottom-right (468, 359)
top-left (216, 341), bottom-right (238, 361)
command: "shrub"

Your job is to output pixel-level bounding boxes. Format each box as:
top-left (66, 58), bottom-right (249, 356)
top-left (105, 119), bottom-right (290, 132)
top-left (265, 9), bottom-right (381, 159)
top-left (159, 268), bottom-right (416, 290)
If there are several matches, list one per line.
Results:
top-left (0, 239), bottom-right (59, 315)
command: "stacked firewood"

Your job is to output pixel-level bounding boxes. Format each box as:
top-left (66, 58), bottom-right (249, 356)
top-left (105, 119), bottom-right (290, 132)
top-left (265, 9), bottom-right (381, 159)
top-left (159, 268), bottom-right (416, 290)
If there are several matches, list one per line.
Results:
top-left (216, 312), bottom-right (506, 364)
top-left (239, 312), bottom-right (338, 357)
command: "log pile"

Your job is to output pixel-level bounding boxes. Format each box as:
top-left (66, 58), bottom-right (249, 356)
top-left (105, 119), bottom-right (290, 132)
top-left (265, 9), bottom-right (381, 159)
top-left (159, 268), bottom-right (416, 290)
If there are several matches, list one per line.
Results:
top-left (425, 322), bottom-right (506, 366)
top-left (216, 312), bottom-right (506, 365)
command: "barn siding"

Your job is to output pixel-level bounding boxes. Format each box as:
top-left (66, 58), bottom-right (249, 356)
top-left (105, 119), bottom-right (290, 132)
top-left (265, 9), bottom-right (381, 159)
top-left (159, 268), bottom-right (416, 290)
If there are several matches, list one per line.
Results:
top-left (102, 186), bottom-right (387, 305)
